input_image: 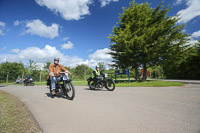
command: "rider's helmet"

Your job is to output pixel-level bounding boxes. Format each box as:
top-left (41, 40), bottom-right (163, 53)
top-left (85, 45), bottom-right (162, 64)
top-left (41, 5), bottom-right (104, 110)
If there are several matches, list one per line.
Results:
top-left (54, 57), bottom-right (59, 61)
top-left (96, 65), bottom-right (100, 69)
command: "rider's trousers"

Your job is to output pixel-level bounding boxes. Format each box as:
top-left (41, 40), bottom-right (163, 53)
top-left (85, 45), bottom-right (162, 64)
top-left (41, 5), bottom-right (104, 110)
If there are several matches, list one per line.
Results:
top-left (50, 77), bottom-right (61, 90)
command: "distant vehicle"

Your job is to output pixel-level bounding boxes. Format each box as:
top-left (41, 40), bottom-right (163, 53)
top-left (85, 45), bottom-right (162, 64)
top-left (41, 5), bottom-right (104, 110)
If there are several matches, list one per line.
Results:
top-left (16, 76), bottom-right (22, 84)
top-left (87, 73), bottom-right (115, 91)
top-left (24, 75), bottom-right (34, 86)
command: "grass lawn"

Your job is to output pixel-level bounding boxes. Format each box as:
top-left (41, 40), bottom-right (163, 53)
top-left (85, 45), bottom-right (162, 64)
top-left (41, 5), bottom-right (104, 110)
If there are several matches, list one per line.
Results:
top-left (115, 80), bottom-right (184, 87)
top-left (0, 90), bottom-right (42, 133)
top-left (0, 80), bottom-right (184, 87)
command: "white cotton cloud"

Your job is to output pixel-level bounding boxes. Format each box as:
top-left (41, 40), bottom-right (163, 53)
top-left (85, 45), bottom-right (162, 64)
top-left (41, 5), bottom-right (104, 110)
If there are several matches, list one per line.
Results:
top-left (83, 48), bottom-right (113, 68)
top-left (191, 30), bottom-right (200, 38)
top-left (0, 30), bottom-right (4, 35)
top-left (1, 46), bottom-right (7, 50)
top-left (0, 22), bottom-right (6, 27)
top-left (25, 19), bottom-right (59, 39)
top-left (0, 45), bottom-right (114, 69)
top-left (61, 41), bottom-right (74, 50)
top-left (177, 0), bottom-right (200, 23)
top-left (99, 0), bottom-right (118, 7)
top-left (35, 0), bottom-right (92, 20)
top-left (62, 37), bottom-right (69, 41)
top-left (0, 45), bottom-right (84, 68)
top-left (14, 20), bottom-right (21, 26)
top-left (0, 21), bottom-right (6, 35)
top-left (11, 48), bottom-right (20, 53)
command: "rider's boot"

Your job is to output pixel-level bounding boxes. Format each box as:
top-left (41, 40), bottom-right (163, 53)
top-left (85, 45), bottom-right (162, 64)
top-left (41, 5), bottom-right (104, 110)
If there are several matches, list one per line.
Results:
top-left (52, 90), bottom-right (56, 95)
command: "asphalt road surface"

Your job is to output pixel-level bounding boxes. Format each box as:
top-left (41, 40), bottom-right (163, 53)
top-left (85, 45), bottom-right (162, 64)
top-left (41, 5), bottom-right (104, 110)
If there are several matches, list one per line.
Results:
top-left (1, 84), bottom-right (200, 133)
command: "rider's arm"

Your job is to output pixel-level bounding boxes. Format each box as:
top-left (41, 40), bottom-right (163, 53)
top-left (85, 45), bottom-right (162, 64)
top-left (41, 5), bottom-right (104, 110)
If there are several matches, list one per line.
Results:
top-left (49, 64), bottom-right (55, 77)
top-left (59, 64), bottom-right (67, 71)
top-left (93, 71), bottom-right (97, 77)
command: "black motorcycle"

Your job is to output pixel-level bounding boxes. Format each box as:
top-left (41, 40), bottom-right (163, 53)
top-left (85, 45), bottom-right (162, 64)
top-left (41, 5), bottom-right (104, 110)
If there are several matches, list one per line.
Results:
top-left (24, 77), bottom-right (34, 86)
top-left (47, 72), bottom-right (75, 100)
top-left (87, 74), bottom-right (115, 91)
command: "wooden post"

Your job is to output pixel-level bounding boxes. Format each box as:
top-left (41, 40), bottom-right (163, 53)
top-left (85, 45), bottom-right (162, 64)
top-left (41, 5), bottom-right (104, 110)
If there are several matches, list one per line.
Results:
top-left (22, 70), bottom-right (24, 80)
top-left (6, 71), bottom-right (9, 83)
top-left (40, 70), bottom-right (42, 82)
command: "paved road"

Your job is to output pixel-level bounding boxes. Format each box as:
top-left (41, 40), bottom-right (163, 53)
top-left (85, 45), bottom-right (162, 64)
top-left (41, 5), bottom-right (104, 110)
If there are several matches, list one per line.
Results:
top-left (1, 84), bottom-right (200, 133)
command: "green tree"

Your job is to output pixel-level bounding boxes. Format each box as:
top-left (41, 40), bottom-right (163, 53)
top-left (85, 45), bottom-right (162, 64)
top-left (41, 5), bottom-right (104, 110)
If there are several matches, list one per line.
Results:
top-left (0, 62), bottom-right (25, 83)
top-left (109, 1), bottom-right (189, 81)
top-left (163, 41), bottom-right (200, 79)
top-left (98, 62), bottom-right (106, 72)
top-left (72, 64), bottom-right (93, 80)
top-left (43, 61), bottom-right (51, 70)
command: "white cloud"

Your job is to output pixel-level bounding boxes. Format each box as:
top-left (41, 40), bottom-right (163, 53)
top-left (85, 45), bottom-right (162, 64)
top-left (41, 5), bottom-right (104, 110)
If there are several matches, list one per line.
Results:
top-left (83, 48), bottom-right (113, 68)
top-left (191, 30), bottom-right (200, 38)
top-left (99, 0), bottom-right (118, 7)
top-left (14, 20), bottom-right (21, 26)
top-left (0, 30), bottom-right (4, 35)
top-left (0, 21), bottom-right (6, 35)
top-left (0, 22), bottom-right (6, 27)
top-left (0, 45), bottom-right (85, 68)
top-left (61, 41), bottom-right (74, 49)
top-left (62, 37), bottom-right (69, 41)
top-left (177, 0), bottom-right (200, 23)
top-left (25, 19), bottom-right (59, 39)
top-left (1, 46), bottom-right (7, 50)
top-left (11, 48), bottom-right (20, 53)
top-left (87, 49), bottom-right (93, 52)
top-left (0, 46), bottom-right (114, 69)
top-left (35, 0), bottom-right (92, 20)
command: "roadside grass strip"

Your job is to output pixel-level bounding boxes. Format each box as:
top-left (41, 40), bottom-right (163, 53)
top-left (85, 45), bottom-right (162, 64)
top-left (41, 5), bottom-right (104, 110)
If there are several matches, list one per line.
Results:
top-left (0, 90), bottom-right (42, 133)
top-left (0, 80), bottom-right (184, 87)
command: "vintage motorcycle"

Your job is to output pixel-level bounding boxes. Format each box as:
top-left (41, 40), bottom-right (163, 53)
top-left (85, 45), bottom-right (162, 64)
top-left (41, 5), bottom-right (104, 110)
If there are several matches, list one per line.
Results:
top-left (47, 72), bottom-right (75, 100)
top-left (87, 73), bottom-right (115, 91)
top-left (24, 77), bottom-right (34, 86)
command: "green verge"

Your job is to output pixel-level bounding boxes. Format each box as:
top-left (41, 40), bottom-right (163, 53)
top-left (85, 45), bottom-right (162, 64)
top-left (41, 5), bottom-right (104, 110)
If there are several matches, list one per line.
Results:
top-left (115, 80), bottom-right (184, 87)
top-left (1, 80), bottom-right (184, 87)
top-left (0, 90), bottom-right (42, 133)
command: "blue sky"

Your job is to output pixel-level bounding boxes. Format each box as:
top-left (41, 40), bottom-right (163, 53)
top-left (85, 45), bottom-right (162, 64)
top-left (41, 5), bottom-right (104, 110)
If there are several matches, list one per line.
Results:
top-left (0, 0), bottom-right (200, 68)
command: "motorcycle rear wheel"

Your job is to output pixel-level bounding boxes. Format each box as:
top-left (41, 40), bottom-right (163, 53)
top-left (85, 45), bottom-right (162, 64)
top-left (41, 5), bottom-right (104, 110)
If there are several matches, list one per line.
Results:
top-left (88, 80), bottom-right (95, 90)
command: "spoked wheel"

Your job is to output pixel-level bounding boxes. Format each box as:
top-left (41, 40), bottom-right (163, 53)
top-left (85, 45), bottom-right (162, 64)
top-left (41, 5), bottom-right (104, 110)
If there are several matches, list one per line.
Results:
top-left (106, 79), bottom-right (115, 91)
top-left (64, 81), bottom-right (75, 100)
top-left (88, 80), bottom-right (95, 90)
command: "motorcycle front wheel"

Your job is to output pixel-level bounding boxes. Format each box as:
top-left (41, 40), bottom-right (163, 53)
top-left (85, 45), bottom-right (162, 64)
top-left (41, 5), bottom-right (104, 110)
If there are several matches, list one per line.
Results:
top-left (64, 81), bottom-right (75, 100)
top-left (106, 79), bottom-right (115, 91)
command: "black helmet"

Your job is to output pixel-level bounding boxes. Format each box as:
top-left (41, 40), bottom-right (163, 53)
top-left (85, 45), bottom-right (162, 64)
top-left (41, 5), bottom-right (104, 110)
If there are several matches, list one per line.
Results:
top-left (54, 57), bottom-right (59, 61)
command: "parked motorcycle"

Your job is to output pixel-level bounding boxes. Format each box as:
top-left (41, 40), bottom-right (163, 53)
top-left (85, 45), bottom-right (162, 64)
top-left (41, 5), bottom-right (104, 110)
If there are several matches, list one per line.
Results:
top-left (47, 72), bottom-right (75, 100)
top-left (24, 77), bottom-right (34, 86)
top-left (87, 73), bottom-right (115, 91)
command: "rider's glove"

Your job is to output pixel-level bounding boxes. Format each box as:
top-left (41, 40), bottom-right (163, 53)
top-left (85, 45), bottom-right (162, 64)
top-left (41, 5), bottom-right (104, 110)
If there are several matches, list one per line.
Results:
top-left (65, 70), bottom-right (72, 76)
top-left (49, 72), bottom-right (55, 77)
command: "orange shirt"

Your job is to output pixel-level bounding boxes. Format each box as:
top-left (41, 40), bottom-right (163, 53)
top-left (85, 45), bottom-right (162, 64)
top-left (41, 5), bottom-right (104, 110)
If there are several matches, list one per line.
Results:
top-left (49, 64), bottom-right (67, 77)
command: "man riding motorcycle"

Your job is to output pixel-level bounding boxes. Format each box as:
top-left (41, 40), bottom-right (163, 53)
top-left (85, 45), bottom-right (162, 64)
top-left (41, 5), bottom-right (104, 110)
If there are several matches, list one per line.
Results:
top-left (49, 57), bottom-right (71, 95)
top-left (92, 66), bottom-right (104, 86)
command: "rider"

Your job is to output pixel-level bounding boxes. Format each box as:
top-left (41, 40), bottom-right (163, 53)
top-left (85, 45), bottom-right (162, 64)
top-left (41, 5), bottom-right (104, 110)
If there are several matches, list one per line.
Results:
top-left (49, 57), bottom-right (71, 95)
top-left (92, 66), bottom-right (104, 85)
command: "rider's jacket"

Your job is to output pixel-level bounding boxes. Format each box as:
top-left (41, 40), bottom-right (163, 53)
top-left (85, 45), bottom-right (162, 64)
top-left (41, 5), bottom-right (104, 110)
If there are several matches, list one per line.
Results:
top-left (49, 64), bottom-right (67, 77)
top-left (92, 69), bottom-right (101, 78)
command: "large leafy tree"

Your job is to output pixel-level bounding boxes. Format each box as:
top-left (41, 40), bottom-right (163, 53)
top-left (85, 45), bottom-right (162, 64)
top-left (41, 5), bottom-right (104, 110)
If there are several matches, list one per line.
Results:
top-left (109, 1), bottom-right (189, 80)
top-left (72, 64), bottom-right (93, 80)
top-left (0, 62), bottom-right (25, 82)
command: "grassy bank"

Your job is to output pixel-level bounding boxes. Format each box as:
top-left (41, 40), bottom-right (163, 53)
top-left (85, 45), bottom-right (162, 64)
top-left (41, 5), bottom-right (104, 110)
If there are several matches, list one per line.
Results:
top-left (0, 90), bottom-right (42, 133)
top-left (0, 80), bottom-right (184, 87)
